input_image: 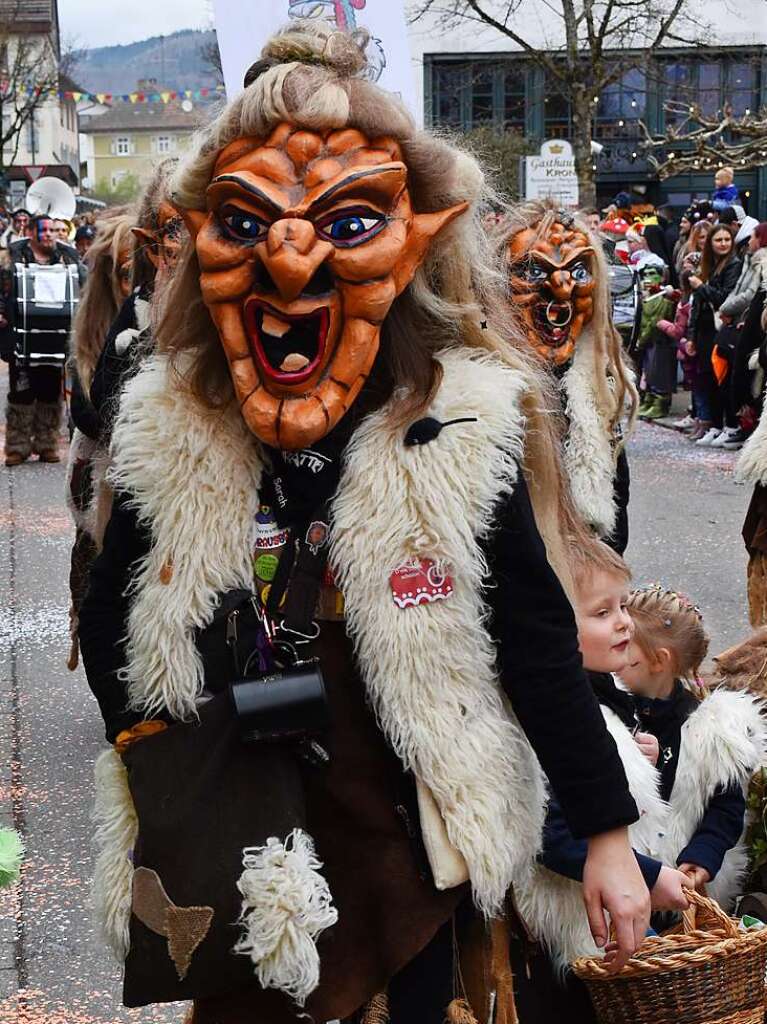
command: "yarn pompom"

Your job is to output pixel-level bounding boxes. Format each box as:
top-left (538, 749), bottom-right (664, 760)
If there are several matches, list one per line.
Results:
top-left (0, 828), bottom-right (23, 888)
top-left (233, 829), bottom-right (337, 1005)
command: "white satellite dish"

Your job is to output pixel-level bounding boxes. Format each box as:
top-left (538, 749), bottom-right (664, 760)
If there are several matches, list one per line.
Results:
top-left (26, 177), bottom-right (77, 221)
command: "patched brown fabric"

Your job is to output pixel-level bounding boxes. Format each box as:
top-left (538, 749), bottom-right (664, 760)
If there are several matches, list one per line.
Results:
top-left (132, 865), bottom-right (214, 980)
top-left (166, 905), bottom-right (215, 980)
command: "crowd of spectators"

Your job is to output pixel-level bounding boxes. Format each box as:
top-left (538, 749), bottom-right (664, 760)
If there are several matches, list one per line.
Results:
top-left (593, 169), bottom-right (767, 452)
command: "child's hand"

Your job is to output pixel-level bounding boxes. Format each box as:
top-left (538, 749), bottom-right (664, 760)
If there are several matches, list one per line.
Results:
top-left (678, 862), bottom-right (711, 892)
top-left (650, 866), bottom-right (690, 911)
top-left (634, 732), bottom-right (660, 766)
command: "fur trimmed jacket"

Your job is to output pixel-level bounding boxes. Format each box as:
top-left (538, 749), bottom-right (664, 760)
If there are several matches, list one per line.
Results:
top-left (80, 346), bottom-right (640, 1013)
top-left (559, 322), bottom-right (627, 546)
top-left (516, 681), bottom-right (765, 972)
top-left (719, 248), bottom-right (767, 322)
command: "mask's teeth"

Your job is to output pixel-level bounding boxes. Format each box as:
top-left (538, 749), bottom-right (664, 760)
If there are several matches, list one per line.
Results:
top-left (262, 312), bottom-right (291, 338)
top-left (280, 353), bottom-right (311, 373)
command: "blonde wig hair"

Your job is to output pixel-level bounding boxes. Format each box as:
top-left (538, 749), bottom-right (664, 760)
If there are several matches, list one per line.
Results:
top-left (498, 199), bottom-right (638, 447)
top-left (71, 208), bottom-right (136, 392)
top-left (627, 586), bottom-right (710, 683)
top-left (160, 20), bottom-right (592, 591)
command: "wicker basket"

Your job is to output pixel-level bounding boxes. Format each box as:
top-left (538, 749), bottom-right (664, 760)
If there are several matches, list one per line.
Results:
top-left (571, 889), bottom-right (767, 1024)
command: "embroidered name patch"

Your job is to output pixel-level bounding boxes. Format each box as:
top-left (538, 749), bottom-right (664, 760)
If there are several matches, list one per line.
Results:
top-left (390, 559), bottom-right (454, 609)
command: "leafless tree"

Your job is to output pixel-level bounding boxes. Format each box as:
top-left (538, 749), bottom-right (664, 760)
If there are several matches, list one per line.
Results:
top-left (200, 33), bottom-right (223, 86)
top-left (409, 0), bottom-right (710, 207)
top-left (641, 102), bottom-right (767, 179)
top-left (0, 2), bottom-right (79, 170)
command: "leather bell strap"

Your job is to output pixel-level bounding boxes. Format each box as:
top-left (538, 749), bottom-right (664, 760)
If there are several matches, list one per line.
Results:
top-left (265, 499), bottom-right (331, 641)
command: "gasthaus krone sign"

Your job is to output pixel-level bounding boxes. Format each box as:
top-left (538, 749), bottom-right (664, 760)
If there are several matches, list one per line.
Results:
top-left (525, 139), bottom-right (580, 208)
top-left (212, 0), bottom-right (416, 114)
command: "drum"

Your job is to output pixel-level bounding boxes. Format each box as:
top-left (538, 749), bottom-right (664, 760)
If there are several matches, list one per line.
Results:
top-left (13, 261), bottom-right (80, 367)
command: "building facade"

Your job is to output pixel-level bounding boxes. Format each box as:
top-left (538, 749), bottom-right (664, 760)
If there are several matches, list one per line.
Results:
top-left (425, 46), bottom-right (767, 216)
top-left (410, 1), bottom-right (767, 217)
top-left (0, 0), bottom-right (80, 198)
top-left (79, 87), bottom-right (201, 195)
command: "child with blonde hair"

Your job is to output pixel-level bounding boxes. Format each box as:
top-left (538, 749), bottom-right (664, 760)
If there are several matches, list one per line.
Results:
top-left (513, 542), bottom-right (688, 1023)
top-left (623, 586), bottom-right (765, 906)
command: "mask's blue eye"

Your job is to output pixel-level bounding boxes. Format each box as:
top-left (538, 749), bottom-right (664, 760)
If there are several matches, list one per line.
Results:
top-left (316, 209), bottom-right (385, 247)
top-left (570, 262), bottom-right (593, 284)
top-left (220, 206), bottom-right (268, 243)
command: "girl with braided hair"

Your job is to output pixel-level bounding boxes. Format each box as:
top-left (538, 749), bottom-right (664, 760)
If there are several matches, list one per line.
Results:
top-left (622, 586), bottom-right (766, 909)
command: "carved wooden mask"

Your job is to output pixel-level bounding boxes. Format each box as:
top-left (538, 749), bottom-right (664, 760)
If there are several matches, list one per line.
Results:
top-left (181, 124), bottom-right (465, 449)
top-left (507, 217), bottom-right (596, 366)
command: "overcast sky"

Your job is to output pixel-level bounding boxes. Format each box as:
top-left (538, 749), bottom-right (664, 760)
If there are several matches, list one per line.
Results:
top-left (60, 0), bottom-right (210, 49)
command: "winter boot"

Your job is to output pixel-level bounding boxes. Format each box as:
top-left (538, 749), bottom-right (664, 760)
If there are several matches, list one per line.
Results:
top-left (643, 395), bottom-right (671, 420)
top-left (31, 400), bottom-right (63, 463)
top-left (4, 402), bottom-right (34, 466)
top-left (637, 393), bottom-right (656, 417)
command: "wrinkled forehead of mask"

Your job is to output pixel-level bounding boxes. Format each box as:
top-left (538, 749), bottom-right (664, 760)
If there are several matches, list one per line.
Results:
top-left (508, 218), bottom-right (593, 270)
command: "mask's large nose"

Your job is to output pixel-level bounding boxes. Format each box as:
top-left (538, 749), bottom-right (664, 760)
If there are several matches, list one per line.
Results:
top-left (260, 218), bottom-right (334, 303)
top-left (548, 269), bottom-right (575, 301)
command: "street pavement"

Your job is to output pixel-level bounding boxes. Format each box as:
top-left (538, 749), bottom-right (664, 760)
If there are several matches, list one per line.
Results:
top-left (0, 376), bottom-right (752, 1022)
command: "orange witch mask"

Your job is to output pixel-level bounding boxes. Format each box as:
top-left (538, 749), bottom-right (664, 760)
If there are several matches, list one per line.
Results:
top-left (181, 124), bottom-right (466, 450)
top-left (507, 216), bottom-right (596, 366)
top-left (133, 201), bottom-right (185, 274)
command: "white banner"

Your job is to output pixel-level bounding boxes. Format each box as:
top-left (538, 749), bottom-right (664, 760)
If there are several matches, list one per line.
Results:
top-left (212, 0), bottom-right (416, 113)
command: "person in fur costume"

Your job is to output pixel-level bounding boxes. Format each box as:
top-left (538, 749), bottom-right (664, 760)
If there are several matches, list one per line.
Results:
top-left (79, 22), bottom-right (653, 1024)
top-left (501, 201), bottom-right (637, 553)
top-left (65, 209), bottom-right (137, 669)
top-left (65, 165), bottom-right (184, 671)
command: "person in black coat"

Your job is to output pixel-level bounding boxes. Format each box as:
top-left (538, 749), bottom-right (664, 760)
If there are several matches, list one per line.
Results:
top-left (686, 223), bottom-right (742, 441)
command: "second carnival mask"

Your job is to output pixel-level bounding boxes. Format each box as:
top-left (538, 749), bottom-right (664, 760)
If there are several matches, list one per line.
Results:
top-left (181, 125), bottom-right (465, 450)
top-left (507, 215), bottom-right (596, 366)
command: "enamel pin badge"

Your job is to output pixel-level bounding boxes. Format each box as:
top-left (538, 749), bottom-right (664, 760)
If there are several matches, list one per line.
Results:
top-left (390, 559), bottom-right (454, 609)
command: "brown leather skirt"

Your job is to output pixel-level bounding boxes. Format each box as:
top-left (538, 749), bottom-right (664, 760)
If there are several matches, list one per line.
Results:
top-left (190, 623), bottom-right (466, 1023)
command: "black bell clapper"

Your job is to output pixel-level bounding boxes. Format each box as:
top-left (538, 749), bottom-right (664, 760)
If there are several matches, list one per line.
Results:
top-left (404, 417), bottom-right (478, 447)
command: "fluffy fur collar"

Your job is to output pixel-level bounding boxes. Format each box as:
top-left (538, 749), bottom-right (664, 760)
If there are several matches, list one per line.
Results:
top-left (111, 346), bottom-right (545, 916)
top-left (662, 688), bottom-right (767, 910)
top-left (737, 392), bottom-right (767, 486)
top-left (559, 323), bottom-right (618, 539)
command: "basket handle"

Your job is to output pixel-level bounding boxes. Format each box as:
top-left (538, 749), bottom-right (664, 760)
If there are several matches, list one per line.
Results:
top-left (681, 887), bottom-right (739, 938)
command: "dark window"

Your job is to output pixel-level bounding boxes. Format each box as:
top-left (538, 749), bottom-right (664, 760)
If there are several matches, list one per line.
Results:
top-left (504, 67), bottom-right (525, 130)
top-left (728, 61), bottom-right (756, 116)
top-left (545, 83), bottom-right (571, 138)
top-left (698, 62), bottom-right (722, 116)
top-left (472, 67), bottom-right (494, 126)
top-left (663, 62), bottom-right (695, 125)
top-left (433, 64), bottom-right (465, 128)
top-left (596, 67), bottom-right (646, 137)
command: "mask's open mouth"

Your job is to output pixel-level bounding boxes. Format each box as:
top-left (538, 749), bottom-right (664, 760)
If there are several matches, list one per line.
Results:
top-left (534, 301), bottom-right (573, 345)
top-left (244, 299), bottom-right (329, 385)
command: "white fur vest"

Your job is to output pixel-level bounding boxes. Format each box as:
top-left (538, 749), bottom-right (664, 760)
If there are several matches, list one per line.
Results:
top-left (105, 345), bottom-right (547, 918)
top-left (661, 688), bottom-right (767, 911)
top-left (559, 323), bottom-right (619, 540)
top-left (515, 688), bottom-right (766, 972)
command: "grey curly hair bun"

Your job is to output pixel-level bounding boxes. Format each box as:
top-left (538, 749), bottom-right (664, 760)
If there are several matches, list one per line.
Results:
top-left (242, 19), bottom-right (370, 86)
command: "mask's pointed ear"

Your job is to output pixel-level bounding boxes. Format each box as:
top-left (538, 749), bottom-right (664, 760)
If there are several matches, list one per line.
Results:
top-left (179, 208), bottom-right (207, 240)
top-left (393, 202), bottom-right (469, 292)
top-left (132, 227), bottom-right (161, 269)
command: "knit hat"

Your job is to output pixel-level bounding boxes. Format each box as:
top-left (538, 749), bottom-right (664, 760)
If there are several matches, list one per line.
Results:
top-left (735, 216), bottom-right (760, 247)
